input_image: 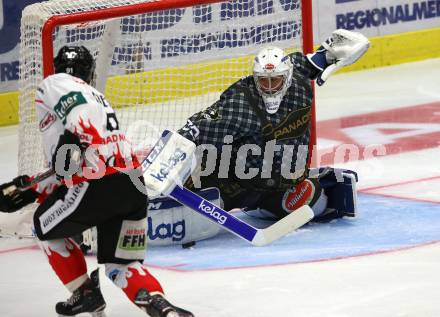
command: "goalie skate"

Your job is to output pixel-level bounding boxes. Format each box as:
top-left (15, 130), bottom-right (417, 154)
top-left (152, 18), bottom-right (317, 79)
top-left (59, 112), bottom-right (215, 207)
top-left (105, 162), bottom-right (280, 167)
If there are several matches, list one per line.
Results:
top-left (134, 289), bottom-right (194, 317)
top-left (56, 268), bottom-right (106, 317)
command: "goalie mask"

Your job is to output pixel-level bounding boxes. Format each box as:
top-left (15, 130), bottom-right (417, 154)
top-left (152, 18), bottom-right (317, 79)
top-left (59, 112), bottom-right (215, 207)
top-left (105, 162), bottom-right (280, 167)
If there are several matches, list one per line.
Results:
top-left (54, 46), bottom-right (96, 84)
top-left (253, 46), bottom-right (293, 114)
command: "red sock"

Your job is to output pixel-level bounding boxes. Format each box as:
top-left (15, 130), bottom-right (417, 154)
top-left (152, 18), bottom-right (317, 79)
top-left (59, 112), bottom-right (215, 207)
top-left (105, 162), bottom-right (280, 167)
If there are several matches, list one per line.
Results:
top-left (123, 265), bottom-right (164, 302)
top-left (106, 262), bottom-right (164, 302)
top-left (40, 238), bottom-right (88, 292)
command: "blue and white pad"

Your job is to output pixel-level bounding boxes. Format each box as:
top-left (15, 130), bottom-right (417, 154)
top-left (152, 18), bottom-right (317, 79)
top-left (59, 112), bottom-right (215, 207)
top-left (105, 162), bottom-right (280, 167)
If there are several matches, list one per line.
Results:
top-left (141, 130), bottom-right (196, 198)
top-left (146, 187), bottom-right (223, 246)
top-left (311, 167), bottom-right (358, 217)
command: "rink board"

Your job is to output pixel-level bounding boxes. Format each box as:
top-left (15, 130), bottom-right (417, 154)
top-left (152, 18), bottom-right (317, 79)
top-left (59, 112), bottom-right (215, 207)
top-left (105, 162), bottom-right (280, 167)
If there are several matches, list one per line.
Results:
top-left (144, 193), bottom-right (440, 271)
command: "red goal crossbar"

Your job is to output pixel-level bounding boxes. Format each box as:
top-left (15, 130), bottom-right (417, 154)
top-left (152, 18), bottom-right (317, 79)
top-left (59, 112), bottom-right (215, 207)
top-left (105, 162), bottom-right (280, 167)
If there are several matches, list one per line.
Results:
top-left (42, 0), bottom-right (314, 76)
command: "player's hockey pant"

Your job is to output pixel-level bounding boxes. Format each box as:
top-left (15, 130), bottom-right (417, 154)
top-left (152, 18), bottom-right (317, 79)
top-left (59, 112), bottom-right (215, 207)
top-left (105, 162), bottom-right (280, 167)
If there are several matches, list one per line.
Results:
top-left (33, 173), bottom-right (147, 264)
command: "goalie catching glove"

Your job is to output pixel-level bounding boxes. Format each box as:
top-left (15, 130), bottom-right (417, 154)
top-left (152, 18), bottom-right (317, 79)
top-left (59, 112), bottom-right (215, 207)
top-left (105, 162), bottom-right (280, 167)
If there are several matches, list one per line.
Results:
top-left (307, 29), bottom-right (370, 86)
top-left (0, 175), bottom-right (37, 213)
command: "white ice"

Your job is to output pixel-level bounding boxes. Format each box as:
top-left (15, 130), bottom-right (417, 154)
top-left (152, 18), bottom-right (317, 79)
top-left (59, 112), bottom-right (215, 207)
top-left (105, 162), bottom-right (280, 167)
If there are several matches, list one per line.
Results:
top-left (1, 59), bottom-right (440, 317)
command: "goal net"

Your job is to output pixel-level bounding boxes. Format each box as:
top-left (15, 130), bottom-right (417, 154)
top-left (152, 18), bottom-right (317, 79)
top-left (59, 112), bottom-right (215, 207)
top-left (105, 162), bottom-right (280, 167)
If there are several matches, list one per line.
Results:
top-left (1, 0), bottom-right (313, 237)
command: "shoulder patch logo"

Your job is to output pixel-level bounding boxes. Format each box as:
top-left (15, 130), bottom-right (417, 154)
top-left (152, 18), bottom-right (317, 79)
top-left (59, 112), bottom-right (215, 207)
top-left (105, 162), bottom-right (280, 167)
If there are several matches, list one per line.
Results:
top-left (39, 112), bottom-right (56, 132)
top-left (196, 103), bottom-right (221, 122)
top-left (201, 105), bottom-right (221, 120)
top-left (54, 91), bottom-right (87, 122)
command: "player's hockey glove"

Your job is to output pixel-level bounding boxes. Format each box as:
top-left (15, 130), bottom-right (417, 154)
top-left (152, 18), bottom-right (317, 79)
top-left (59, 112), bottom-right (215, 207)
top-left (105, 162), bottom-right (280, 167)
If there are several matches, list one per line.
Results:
top-left (52, 129), bottom-right (85, 180)
top-left (306, 29), bottom-right (370, 86)
top-left (0, 175), bottom-right (37, 213)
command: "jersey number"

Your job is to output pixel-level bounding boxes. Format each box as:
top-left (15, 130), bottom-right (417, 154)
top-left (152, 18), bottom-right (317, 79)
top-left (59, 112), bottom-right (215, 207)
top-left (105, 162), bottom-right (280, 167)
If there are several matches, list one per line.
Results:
top-left (92, 92), bottom-right (119, 132)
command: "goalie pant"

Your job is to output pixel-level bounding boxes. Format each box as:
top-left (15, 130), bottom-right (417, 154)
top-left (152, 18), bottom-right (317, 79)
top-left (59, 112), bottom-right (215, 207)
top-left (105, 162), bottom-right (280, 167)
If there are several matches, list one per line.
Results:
top-left (33, 172), bottom-right (164, 302)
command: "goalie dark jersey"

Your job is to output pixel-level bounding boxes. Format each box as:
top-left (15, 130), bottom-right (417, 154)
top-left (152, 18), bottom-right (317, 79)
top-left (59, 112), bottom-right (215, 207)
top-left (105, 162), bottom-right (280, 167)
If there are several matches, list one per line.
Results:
top-left (178, 52), bottom-right (320, 194)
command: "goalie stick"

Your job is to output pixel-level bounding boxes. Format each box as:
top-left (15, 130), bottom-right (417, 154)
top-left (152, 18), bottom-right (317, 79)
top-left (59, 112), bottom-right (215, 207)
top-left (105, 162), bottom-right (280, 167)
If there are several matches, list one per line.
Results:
top-left (168, 185), bottom-right (313, 246)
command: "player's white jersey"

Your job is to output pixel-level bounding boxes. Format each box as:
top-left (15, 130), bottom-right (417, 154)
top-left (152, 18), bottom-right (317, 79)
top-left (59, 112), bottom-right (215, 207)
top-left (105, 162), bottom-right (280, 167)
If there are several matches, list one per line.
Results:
top-left (35, 73), bottom-right (136, 186)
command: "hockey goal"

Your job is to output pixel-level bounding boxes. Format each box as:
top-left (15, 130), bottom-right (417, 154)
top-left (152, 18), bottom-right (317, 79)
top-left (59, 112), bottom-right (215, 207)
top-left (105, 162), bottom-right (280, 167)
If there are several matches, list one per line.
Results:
top-left (1, 0), bottom-right (314, 237)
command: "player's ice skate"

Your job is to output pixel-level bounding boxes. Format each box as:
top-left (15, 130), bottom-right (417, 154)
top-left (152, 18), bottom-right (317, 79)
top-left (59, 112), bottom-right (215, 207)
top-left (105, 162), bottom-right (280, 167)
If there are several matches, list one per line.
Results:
top-left (55, 269), bottom-right (106, 317)
top-left (134, 289), bottom-right (194, 317)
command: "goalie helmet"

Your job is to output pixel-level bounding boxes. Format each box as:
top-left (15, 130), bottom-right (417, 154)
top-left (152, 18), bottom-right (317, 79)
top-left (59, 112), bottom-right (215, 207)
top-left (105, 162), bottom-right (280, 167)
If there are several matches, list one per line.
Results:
top-left (253, 46), bottom-right (293, 114)
top-left (54, 46), bottom-right (95, 84)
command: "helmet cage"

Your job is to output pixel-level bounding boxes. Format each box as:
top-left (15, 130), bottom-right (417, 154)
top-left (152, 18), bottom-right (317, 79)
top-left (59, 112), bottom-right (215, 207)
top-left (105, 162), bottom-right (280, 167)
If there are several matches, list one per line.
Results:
top-left (252, 47), bottom-right (293, 113)
top-left (254, 72), bottom-right (289, 97)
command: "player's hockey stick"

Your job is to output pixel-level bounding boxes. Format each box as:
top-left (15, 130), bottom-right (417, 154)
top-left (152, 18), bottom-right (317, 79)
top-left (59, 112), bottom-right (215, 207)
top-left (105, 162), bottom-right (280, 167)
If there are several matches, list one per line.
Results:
top-left (10, 145), bottom-right (82, 193)
top-left (23, 169), bottom-right (55, 190)
top-left (1, 169), bottom-right (56, 197)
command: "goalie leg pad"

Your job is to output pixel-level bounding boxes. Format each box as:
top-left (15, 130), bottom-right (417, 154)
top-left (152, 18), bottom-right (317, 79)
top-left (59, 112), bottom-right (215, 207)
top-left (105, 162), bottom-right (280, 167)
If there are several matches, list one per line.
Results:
top-left (147, 187), bottom-right (222, 246)
top-left (105, 261), bottom-right (163, 302)
top-left (255, 178), bottom-right (327, 220)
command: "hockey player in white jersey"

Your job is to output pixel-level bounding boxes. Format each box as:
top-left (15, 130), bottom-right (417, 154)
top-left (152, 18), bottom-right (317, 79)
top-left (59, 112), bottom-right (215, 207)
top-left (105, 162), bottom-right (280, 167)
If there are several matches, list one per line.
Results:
top-left (0, 46), bottom-right (193, 317)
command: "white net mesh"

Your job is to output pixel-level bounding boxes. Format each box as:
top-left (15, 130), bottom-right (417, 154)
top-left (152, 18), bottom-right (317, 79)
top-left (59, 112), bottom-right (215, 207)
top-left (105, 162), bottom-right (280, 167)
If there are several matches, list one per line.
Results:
top-left (6, 0), bottom-right (307, 237)
top-left (19, 0), bottom-right (305, 176)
